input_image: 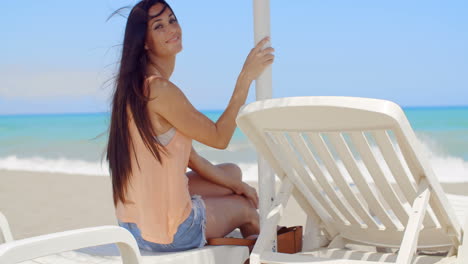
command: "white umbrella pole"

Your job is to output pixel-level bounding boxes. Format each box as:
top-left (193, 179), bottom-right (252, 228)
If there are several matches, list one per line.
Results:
top-left (253, 0), bottom-right (276, 252)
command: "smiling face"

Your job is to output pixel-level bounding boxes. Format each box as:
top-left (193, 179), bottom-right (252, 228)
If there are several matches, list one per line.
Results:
top-left (145, 3), bottom-right (182, 58)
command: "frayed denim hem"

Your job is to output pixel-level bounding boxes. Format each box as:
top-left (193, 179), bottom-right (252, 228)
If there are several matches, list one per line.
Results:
top-left (192, 194), bottom-right (207, 248)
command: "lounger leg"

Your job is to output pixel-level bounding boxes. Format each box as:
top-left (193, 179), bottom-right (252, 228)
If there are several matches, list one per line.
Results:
top-left (327, 235), bottom-right (346, 249)
top-left (396, 179), bottom-right (430, 264)
top-left (250, 178), bottom-right (294, 264)
top-left (303, 216), bottom-right (322, 251)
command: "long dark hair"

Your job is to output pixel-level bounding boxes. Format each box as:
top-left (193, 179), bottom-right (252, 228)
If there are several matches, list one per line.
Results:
top-left (107, 0), bottom-right (175, 206)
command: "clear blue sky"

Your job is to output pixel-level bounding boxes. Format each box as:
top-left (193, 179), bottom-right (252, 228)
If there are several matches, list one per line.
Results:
top-left (1, 0), bottom-right (467, 114)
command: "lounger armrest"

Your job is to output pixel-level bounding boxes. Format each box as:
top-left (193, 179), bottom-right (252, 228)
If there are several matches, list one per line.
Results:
top-left (0, 212), bottom-right (13, 243)
top-left (0, 225), bottom-right (141, 264)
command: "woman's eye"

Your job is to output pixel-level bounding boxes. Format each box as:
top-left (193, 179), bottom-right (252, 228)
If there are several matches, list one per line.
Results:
top-left (169, 18), bottom-right (177, 24)
top-left (154, 24), bottom-right (163, 30)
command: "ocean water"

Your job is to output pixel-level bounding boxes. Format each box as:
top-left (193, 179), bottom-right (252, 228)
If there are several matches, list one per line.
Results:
top-left (0, 107), bottom-right (467, 182)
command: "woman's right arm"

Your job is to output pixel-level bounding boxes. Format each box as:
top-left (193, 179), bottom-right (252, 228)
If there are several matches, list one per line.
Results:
top-left (148, 37), bottom-right (274, 149)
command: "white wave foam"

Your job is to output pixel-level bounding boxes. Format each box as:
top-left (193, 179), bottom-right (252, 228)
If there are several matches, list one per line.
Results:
top-left (0, 156), bottom-right (109, 176)
top-left (415, 136), bottom-right (468, 182)
top-left (429, 156), bottom-right (468, 182)
top-left (1, 138), bottom-right (467, 182)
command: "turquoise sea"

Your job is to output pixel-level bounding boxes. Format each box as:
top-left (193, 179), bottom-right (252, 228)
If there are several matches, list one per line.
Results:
top-left (0, 107), bottom-right (467, 182)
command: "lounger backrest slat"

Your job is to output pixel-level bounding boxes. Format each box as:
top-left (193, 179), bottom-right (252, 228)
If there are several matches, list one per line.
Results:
top-left (289, 131), bottom-right (376, 228)
top-left (263, 131), bottom-right (336, 224)
top-left (288, 132), bottom-right (384, 229)
top-left (269, 131), bottom-right (349, 224)
top-left (303, 132), bottom-right (380, 229)
top-left (349, 131), bottom-right (411, 227)
top-left (275, 133), bottom-right (350, 225)
top-left (371, 131), bottom-right (438, 228)
top-left (325, 132), bottom-right (396, 230)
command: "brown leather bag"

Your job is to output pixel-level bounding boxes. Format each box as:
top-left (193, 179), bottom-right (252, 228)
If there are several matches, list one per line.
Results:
top-left (276, 226), bottom-right (302, 253)
top-left (207, 225), bottom-right (302, 254)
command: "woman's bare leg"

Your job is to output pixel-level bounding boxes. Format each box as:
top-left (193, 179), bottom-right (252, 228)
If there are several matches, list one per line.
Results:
top-left (187, 163), bottom-right (259, 238)
top-left (204, 194), bottom-right (259, 239)
top-left (187, 163), bottom-right (242, 197)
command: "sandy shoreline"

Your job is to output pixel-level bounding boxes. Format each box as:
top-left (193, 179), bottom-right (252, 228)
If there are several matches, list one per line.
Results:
top-left (1, 169), bottom-right (468, 240)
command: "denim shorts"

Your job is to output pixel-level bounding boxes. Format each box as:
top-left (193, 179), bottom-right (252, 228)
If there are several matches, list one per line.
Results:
top-left (118, 195), bottom-right (207, 252)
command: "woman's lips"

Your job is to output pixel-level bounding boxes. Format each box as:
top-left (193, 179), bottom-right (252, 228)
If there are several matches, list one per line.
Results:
top-left (166, 36), bottom-right (180, 43)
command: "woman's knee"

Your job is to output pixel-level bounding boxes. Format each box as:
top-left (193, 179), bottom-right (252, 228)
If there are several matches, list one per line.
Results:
top-left (221, 163), bottom-right (242, 182)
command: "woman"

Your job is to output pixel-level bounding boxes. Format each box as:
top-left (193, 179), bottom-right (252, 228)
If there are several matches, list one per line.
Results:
top-left (107, 0), bottom-right (274, 252)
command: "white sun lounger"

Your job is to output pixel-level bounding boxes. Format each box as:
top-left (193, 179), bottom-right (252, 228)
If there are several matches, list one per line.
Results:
top-left (236, 96), bottom-right (468, 264)
top-left (0, 216), bottom-right (249, 264)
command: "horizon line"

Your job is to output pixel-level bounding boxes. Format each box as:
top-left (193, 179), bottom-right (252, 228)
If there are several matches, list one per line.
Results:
top-left (1, 104), bottom-right (468, 117)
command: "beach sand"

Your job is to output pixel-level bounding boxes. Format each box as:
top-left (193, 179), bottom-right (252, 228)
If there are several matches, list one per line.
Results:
top-left (1, 169), bottom-right (468, 240)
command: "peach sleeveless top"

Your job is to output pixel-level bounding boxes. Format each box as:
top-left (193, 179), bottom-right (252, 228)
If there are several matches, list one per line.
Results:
top-left (115, 75), bottom-right (193, 244)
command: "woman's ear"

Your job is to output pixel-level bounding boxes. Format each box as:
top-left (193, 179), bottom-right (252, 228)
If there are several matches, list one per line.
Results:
top-left (144, 44), bottom-right (148, 50)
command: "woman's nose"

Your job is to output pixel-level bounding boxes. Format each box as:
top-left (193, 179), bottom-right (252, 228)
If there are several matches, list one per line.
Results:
top-left (167, 23), bottom-right (178, 33)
